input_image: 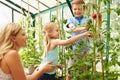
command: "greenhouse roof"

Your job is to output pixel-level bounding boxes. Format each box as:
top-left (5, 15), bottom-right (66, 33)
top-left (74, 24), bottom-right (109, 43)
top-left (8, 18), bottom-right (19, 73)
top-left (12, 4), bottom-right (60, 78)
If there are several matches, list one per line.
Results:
top-left (1, 0), bottom-right (119, 16)
top-left (0, 0), bottom-right (72, 15)
top-left (0, 0), bottom-right (120, 26)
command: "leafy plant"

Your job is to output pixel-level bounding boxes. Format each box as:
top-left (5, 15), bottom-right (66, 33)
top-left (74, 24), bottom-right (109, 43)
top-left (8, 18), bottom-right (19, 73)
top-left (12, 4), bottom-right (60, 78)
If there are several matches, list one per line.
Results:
top-left (19, 16), bottom-right (43, 71)
top-left (62, 0), bottom-right (120, 80)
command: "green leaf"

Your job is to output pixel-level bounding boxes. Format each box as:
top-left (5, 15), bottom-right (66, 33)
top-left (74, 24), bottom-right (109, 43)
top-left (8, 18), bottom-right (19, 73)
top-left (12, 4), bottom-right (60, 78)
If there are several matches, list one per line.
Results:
top-left (63, 19), bottom-right (67, 24)
top-left (115, 8), bottom-right (120, 15)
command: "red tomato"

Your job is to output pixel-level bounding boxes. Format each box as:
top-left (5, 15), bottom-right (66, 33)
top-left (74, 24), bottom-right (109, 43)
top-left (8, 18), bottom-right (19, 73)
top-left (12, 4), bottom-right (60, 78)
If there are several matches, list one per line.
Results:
top-left (92, 14), bottom-right (97, 19)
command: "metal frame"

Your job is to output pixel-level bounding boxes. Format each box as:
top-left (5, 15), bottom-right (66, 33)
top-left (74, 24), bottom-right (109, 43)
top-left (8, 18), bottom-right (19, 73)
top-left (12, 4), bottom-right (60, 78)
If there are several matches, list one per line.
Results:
top-left (6, 0), bottom-right (34, 16)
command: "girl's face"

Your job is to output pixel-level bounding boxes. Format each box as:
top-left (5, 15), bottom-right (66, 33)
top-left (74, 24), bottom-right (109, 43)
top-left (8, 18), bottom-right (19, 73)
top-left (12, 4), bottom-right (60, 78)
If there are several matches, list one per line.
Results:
top-left (72, 4), bottom-right (85, 18)
top-left (50, 27), bottom-right (59, 39)
top-left (14, 29), bottom-right (28, 48)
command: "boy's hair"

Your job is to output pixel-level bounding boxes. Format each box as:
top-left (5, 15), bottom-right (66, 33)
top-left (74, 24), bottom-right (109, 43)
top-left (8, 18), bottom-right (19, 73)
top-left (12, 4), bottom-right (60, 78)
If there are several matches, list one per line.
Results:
top-left (72, 0), bottom-right (85, 4)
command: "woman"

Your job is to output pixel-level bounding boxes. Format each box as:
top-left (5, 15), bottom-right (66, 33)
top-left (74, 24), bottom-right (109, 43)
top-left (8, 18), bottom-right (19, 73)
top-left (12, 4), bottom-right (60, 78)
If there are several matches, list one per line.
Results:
top-left (0, 23), bottom-right (56, 80)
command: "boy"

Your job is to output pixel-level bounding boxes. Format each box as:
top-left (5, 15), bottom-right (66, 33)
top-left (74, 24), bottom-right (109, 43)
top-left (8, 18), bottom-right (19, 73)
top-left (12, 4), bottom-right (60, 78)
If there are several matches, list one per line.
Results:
top-left (66, 0), bottom-right (91, 79)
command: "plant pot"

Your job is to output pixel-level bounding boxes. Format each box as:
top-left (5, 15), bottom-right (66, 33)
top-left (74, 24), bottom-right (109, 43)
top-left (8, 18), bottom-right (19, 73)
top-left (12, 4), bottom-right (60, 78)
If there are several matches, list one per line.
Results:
top-left (28, 65), bottom-right (36, 75)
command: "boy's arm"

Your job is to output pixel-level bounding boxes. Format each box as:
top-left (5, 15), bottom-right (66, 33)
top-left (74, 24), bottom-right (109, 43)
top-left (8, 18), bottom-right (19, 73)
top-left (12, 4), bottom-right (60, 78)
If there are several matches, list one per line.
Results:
top-left (67, 23), bottom-right (88, 32)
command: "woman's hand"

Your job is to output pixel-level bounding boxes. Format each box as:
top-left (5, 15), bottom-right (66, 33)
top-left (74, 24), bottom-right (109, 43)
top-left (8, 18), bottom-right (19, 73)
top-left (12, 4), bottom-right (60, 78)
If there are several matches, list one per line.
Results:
top-left (26, 75), bottom-right (33, 80)
top-left (26, 61), bottom-right (57, 80)
top-left (40, 61), bottom-right (57, 73)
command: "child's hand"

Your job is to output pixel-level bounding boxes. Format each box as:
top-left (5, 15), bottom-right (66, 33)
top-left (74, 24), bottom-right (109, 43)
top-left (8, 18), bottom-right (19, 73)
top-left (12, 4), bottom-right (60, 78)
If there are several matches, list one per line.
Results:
top-left (85, 31), bottom-right (93, 37)
top-left (69, 24), bottom-right (75, 30)
top-left (84, 26), bottom-right (88, 30)
top-left (57, 64), bottom-right (63, 70)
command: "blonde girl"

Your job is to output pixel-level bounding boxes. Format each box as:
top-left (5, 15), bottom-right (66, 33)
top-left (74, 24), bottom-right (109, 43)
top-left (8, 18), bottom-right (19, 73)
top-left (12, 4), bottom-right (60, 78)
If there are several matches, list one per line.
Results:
top-left (37, 22), bottom-right (92, 80)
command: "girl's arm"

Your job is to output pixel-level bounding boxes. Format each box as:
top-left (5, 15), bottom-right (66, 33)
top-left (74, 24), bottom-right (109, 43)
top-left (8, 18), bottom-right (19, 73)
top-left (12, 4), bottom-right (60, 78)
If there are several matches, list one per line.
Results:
top-left (6, 50), bottom-right (26, 80)
top-left (53, 31), bottom-right (92, 46)
top-left (26, 61), bottom-right (57, 80)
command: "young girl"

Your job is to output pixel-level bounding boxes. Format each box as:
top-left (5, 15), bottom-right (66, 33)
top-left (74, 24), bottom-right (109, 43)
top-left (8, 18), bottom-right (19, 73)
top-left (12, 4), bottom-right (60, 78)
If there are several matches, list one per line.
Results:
top-left (37, 22), bottom-right (92, 80)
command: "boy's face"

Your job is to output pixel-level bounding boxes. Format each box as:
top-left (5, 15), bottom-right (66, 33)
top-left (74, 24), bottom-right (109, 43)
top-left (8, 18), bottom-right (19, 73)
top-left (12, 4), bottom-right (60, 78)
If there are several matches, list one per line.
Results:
top-left (72, 4), bottom-right (85, 18)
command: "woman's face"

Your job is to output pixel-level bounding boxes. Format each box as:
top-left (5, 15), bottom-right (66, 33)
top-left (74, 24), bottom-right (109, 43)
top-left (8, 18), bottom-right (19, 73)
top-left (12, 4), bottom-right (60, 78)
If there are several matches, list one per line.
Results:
top-left (14, 29), bottom-right (28, 48)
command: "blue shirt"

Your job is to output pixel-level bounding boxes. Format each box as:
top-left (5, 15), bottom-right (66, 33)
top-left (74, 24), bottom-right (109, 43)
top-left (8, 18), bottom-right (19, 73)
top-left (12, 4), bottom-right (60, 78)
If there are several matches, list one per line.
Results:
top-left (67, 16), bottom-right (90, 52)
top-left (41, 47), bottom-right (58, 74)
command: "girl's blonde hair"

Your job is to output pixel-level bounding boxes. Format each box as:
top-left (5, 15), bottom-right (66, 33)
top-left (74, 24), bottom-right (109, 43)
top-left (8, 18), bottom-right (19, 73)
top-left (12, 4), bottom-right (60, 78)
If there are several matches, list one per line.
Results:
top-left (0, 23), bottom-right (22, 60)
top-left (43, 22), bottom-right (58, 58)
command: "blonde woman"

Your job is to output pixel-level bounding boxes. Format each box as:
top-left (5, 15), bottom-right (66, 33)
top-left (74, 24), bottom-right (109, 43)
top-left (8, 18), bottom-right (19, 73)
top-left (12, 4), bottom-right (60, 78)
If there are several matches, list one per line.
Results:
top-left (0, 23), bottom-right (57, 80)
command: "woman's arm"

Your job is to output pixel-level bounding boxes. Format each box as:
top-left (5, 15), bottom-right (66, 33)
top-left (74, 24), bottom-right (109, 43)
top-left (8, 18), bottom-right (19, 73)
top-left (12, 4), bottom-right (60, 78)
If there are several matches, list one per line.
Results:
top-left (26, 61), bottom-right (57, 80)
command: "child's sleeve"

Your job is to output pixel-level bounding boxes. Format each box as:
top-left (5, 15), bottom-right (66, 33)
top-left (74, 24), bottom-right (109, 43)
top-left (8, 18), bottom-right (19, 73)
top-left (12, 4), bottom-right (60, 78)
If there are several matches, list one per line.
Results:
top-left (66, 18), bottom-right (75, 28)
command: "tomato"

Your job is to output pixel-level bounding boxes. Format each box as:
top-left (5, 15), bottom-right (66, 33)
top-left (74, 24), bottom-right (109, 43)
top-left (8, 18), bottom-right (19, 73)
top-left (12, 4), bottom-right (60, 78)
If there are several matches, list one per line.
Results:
top-left (92, 14), bottom-right (97, 19)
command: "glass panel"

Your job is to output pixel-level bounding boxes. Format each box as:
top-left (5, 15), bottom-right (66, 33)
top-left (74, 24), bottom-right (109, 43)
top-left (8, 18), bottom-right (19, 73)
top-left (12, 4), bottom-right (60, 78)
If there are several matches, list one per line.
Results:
top-left (0, 3), bottom-right (12, 27)
top-left (39, 0), bottom-right (57, 8)
top-left (63, 7), bottom-right (72, 19)
top-left (41, 12), bottom-right (50, 24)
top-left (22, 0), bottom-right (38, 13)
top-left (4, 0), bottom-right (37, 14)
top-left (14, 11), bottom-right (23, 23)
top-left (1, 0), bottom-right (22, 12)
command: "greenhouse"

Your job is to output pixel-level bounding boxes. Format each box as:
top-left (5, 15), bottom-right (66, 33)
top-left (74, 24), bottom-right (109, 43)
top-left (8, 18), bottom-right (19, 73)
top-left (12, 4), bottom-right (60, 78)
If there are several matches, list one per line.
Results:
top-left (0, 0), bottom-right (120, 80)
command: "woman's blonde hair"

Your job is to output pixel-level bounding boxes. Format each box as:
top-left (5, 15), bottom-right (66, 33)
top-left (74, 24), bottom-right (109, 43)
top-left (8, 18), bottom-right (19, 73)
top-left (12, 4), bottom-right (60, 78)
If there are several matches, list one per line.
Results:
top-left (43, 22), bottom-right (58, 58)
top-left (0, 23), bottom-right (22, 60)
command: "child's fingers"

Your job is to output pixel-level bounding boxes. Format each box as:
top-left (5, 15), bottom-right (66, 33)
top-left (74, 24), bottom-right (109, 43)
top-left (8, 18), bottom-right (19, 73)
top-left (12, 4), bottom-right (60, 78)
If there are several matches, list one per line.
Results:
top-left (85, 26), bottom-right (88, 30)
top-left (88, 32), bottom-right (93, 37)
top-left (57, 65), bottom-right (63, 70)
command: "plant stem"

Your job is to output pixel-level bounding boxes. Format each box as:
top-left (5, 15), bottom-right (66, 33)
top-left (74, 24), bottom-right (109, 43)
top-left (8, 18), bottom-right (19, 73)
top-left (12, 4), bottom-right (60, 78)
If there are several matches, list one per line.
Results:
top-left (100, 52), bottom-right (104, 80)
